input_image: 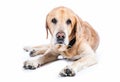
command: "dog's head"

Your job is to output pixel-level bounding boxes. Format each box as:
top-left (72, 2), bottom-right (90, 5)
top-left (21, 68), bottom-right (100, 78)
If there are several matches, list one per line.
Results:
top-left (46, 6), bottom-right (82, 48)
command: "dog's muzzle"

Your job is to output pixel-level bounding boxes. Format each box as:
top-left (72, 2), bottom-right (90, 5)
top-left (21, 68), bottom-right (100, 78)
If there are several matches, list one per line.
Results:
top-left (56, 32), bottom-right (65, 44)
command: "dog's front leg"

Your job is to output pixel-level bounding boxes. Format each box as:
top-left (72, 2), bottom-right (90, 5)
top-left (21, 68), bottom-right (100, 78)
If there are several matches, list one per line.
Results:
top-left (23, 44), bottom-right (50, 57)
top-left (59, 44), bottom-right (97, 77)
top-left (23, 49), bottom-right (59, 70)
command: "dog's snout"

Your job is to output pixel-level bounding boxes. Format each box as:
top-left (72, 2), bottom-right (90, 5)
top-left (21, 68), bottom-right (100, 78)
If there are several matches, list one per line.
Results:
top-left (56, 32), bottom-right (65, 44)
top-left (56, 32), bottom-right (65, 39)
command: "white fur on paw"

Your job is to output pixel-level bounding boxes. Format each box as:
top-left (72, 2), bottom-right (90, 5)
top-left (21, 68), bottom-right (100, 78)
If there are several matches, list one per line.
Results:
top-left (59, 66), bottom-right (75, 77)
top-left (23, 46), bottom-right (34, 52)
top-left (23, 60), bottom-right (40, 70)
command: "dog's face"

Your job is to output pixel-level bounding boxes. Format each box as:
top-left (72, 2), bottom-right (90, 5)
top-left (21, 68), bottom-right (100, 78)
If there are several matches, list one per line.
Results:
top-left (46, 7), bottom-right (79, 47)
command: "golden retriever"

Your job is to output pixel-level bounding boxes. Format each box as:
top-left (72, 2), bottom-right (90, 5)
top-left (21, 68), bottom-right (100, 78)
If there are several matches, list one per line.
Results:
top-left (23, 6), bottom-right (99, 77)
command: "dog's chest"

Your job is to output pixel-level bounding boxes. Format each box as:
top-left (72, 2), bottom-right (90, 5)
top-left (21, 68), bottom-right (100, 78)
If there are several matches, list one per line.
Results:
top-left (60, 49), bottom-right (82, 60)
top-left (59, 53), bottom-right (81, 60)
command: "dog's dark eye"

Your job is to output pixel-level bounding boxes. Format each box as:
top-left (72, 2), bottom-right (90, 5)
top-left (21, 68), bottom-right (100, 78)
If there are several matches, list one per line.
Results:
top-left (66, 19), bottom-right (71, 25)
top-left (51, 18), bottom-right (57, 24)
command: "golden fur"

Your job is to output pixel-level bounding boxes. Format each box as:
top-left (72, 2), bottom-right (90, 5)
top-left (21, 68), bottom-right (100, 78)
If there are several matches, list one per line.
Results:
top-left (23, 6), bottom-right (99, 77)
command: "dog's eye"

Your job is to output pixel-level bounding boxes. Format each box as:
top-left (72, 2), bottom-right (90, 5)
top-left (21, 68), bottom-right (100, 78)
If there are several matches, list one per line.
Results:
top-left (66, 19), bottom-right (71, 25)
top-left (51, 18), bottom-right (57, 24)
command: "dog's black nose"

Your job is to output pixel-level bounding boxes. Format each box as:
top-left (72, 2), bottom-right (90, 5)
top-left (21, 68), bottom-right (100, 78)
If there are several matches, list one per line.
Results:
top-left (56, 32), bottom-right (65, 44)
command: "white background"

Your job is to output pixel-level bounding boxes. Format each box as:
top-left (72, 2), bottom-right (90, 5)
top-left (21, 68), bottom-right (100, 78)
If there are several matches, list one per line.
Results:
top-left (0, 0), bottom-right (120, 82)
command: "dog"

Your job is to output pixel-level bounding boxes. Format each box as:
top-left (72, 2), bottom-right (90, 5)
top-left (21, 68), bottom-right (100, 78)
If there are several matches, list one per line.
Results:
top-left (23, 6), bottom-right (99, 77)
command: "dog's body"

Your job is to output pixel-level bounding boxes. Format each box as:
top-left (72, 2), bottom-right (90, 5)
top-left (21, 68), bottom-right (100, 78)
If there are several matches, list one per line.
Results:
top-left (23, 6), bottom-right (99, 77)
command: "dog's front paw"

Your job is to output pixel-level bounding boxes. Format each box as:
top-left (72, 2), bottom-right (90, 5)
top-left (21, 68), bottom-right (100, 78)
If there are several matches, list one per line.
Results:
top-left (29, 50), bottom-right (37, 57)
top-left (23, 46), bottom-right (33, 52)
top-left (59, 66), bottom-right (75, 77)
top-left (23, 60), bottom-right (40, 70)
top-left (23, 47), bottom-right (38, 57)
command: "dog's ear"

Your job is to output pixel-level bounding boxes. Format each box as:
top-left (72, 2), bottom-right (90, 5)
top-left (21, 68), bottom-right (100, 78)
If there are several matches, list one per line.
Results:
top-left (69, 15), bottom-right (82, 40)
top-left (74, 15), bottom-right (82, 38)
top-left (69, 22), bottom-right (76, 40)
top-left (46, 21), bottom-right (49, 39)
top-left (45, 15), bottom-right (53, 39)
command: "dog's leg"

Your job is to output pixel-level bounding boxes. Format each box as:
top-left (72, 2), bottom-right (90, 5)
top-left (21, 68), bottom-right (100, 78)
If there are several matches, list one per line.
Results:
top-left (59, 43), bottom-right (97, 77)
top-left (23, 49), bottom-right (59, 70)
top-left (23, 44), bottom-right (50, 57)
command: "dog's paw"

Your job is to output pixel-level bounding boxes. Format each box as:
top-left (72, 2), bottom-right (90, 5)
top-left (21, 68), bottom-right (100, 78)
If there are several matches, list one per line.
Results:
top-left (23, 60), bottom-right (40, 70)
top-left (23, 46), bottom-right (33, 52)
top-left (23, 47), bottom-right (38, 57)
top-left (59, 66), bottom-right (75, 77)
top-left (29, 50), bottom-right (37, 57)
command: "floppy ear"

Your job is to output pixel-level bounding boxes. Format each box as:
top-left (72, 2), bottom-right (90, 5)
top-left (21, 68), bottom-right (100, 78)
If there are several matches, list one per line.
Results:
top-left (46, 21), bottom-right (49, 39)
top-left (74, 15), bottom-right (82, 38)
top-left (69, 15), bottom-right (82, 40)
top-left (45, 15), bottom-right (53, 39)
top-left (69, 22), bottom-right (76, 40)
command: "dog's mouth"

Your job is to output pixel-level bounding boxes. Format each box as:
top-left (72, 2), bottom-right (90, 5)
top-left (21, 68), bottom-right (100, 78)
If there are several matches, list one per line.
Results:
top-left (55, 37), bottom-right (76, 49)
top-left (54, 37), bottom-right (76, 52)
top-left (56, 38), bottom-right (65, 44)
top-left (55, 32), bottom-right (76, 49)
top-left (56, 31), bottom-right (66, 44)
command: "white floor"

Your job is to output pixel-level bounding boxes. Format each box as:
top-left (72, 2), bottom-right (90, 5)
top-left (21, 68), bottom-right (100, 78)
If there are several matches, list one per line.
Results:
top-left (0, 0), bottom-right (120, 82)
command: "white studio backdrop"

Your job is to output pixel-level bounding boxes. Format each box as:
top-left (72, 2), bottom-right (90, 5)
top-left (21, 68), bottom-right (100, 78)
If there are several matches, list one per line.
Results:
top-left (0, 0), bottom-right (120, 82)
